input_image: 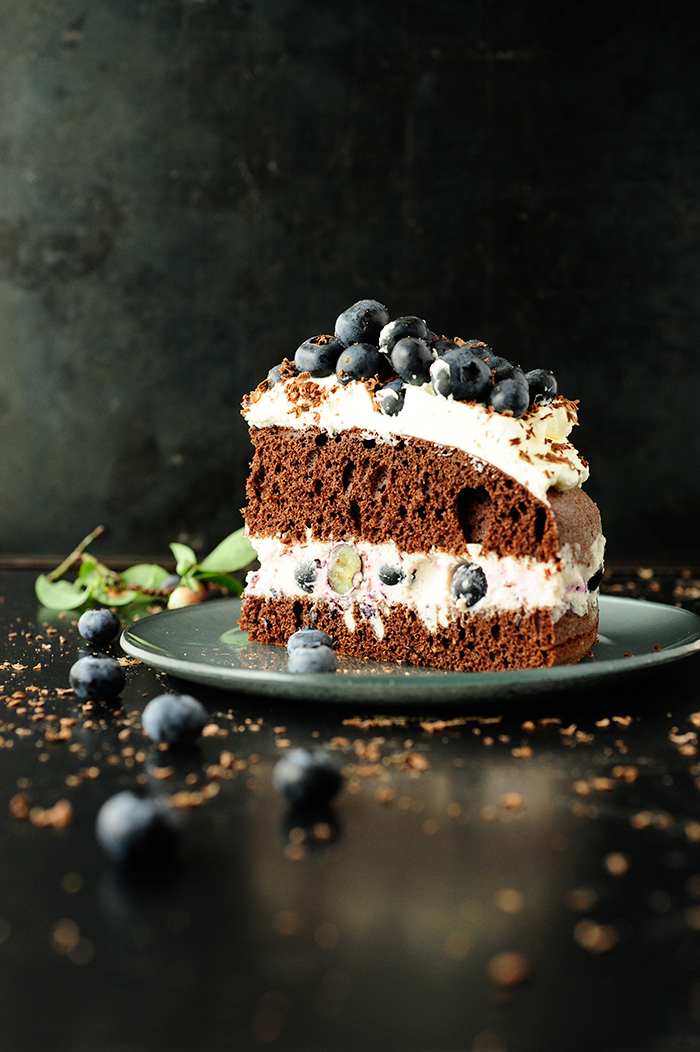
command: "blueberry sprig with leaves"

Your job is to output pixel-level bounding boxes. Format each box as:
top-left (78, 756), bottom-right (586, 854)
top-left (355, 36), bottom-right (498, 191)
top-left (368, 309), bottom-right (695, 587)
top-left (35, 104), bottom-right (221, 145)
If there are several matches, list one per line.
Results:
top-left (35, 525), bottom-right (256, 612)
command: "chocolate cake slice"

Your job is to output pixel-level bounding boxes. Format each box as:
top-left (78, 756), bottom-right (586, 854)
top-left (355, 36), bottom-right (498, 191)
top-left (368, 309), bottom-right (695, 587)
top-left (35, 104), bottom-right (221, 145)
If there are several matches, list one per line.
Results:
top-left (239, 300), bottom-right (605, 672)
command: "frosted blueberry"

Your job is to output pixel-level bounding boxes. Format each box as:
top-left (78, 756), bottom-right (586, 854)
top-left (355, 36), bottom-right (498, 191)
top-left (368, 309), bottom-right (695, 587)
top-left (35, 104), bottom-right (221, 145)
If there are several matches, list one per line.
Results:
top-left (379, 565), bottom-right (405, 586)
top-left (377, 378), bottom-right (406, 416)
top-left (450, 562), bottom-right (488, 608)
top-left (287, 645), bottom-right (338, 674)
top-left (335, 342), bottom-right (384, 385)
top-left (295, 335), bottom-right (343, 377)
top-left (525, 368), bottom-right (558, 405)
top-left (141, 693), bottom-right (209, 746)
top-left (295, 561), bottom-right (317, 594)
top-left (96, 791), bottom-right (180, 868)
top-left (78, 608), bottom-right (121, 645)
top-left (287, 627), bottom-right (334, 654)
top-left (391, 336), bottom-right (434, 385)
top-left (335, 300), bottom-right (390, 347)
top-left (70, 654), bottom-right (125, 701)
top-left (272, 748), bottom-right (342, 804)
top-left (378, 316), bottom-right (429, 354)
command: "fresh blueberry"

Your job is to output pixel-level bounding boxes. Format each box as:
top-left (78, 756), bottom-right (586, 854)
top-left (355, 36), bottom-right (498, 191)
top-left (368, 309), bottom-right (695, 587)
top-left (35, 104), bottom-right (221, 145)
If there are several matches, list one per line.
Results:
top-left (430, 349), bottom-right (492, 402)
top-left (335, 342), bottom-right (385, 385)
top-left (287, 627), bottom-right (334, 654)
top-left (335, 300), bottom-right (390, 347)
top-left (391, 336), bottom-right (434, 385)
top-left (267, 360), bottom-right (298, 387)
top-left (77, 608), bottom-right (121, 645)
top-left (587, 566), bottom-right (604, 591)
top-left (294, 561), bottom-right (317, 593)
top-left (525, 368), bottom-right (558, 405)
top-left (272, 748), bottom-right (342, 804)
top-left (141, 693), bottom-right (209, 746)
top-left (484, 354), bottom-right (517, 382)
top-left (450, 562), bottom-right (488, 608)
top-left (287, 645), bottom-right (338, 673)
top-left (70, 654), bottom-right (125, 701)
top-left (490, 371), bottom-right (530, 417)
top-left (378, 316), bottom-right (429, 354)
top-left (462, 339), bottom-right (493, 361)
top-left (379, 565), bottom-right (405, 586)
top-left (95, 790), bottom-right (180, 868)
top-left (376, 378), bottom-right (406, 416)
top-left (295, 335), bottom-right (344, 377)
top-left (432, 338), bottom-right (461, 356)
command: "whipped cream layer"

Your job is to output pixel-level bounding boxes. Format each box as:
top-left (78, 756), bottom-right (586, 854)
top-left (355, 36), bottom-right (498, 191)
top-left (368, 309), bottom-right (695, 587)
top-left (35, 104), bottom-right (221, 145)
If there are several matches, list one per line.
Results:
top-left (246, 533), bottom-right (605, 637)
top-left (243, 373), bottom-right (589, 504)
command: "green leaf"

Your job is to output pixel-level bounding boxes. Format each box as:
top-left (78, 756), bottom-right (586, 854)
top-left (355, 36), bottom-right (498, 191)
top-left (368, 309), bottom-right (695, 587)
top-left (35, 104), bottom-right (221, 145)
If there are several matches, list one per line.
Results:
top-left (179, 572), bottom-right (201, 593)
top-left (35, 575), bottom-right (90, 611)
top-left (195, 571), bottom-right (244, 594)
top-left (198, 529), bottom-right (257, 573)
top-left (91, 582), bottom-right (139, 607)
top-left (78, 556), bottom-right (99, 579)
top-left (170, 542), bottom-right (197, 576)
top-left (120, 563), bottom-right (169, 590)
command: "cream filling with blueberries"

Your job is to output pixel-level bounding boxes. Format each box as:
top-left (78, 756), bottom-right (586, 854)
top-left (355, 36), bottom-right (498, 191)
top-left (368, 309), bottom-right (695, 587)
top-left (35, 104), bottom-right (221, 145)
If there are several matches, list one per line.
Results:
top-left (245, 533), bottom-right (605, 639)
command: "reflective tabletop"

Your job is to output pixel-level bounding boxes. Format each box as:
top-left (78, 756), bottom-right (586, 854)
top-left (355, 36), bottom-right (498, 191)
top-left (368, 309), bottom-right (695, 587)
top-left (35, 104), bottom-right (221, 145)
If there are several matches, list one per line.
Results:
top-left (0, 567), bottom-right (700, 1052)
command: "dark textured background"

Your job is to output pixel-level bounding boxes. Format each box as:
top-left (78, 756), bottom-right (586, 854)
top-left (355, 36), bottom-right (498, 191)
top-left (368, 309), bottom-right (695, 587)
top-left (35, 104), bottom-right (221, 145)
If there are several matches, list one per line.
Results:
top-left (0, 0), bottom-right (698, 562)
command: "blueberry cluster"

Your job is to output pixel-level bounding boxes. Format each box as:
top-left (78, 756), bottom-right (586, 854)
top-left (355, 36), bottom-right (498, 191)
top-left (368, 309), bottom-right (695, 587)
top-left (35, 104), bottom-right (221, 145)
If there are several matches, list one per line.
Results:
top-left (267, 300), bottom-right (558, 419)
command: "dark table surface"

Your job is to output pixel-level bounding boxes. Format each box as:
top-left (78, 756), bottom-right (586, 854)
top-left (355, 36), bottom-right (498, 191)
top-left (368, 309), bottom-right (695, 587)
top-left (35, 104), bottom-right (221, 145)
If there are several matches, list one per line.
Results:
top-left (2, 566), bottom-right (700, 1052)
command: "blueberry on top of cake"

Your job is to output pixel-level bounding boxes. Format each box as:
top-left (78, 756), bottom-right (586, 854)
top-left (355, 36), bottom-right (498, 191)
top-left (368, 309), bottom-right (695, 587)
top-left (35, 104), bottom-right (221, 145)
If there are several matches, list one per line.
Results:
top-left (240, 300), bottom-right (604, 672)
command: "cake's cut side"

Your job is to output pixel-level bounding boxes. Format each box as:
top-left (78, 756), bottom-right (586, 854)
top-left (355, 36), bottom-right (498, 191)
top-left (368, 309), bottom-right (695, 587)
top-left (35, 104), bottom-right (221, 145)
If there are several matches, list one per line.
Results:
top-left (239, 299), bottom-right (605, 672)
top-left (239, 427), bottom-right (603, 670)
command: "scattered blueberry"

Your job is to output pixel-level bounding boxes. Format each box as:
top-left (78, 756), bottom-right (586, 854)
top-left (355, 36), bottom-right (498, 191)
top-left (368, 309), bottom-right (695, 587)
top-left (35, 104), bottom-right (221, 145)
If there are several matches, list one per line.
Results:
top-left (267, 360), bottom-right (298, 387)
top-left (70, 654), bottom-right (125, 701)
top-left (335, 342), bottom-right (385, 385)
top-left (287, 645), bottom-right (338, 673)
top-left (378, 316), bottom-right (429, 354)
top-left (95, 790), bottom-right (180, 868)
top-left (450, 562), bottom-right (488, 608)
top-left (287, 627), bottom-right (334, 653)
top-left (391, 336), bottom-right (434, 385)
top-left (77, 608), bottom-right (121, 645)
top-left (379, 565), bottom-right (405, 586)
top-left (587, 566), bottom-right (604, 591)
top-left (294, 561), bottom-right (317, 593)
top-left (376, 378), bottom-right (406, 416)
top-left (490, 371), bottom-right (530, 417)
top-left (335, 300), bottom-right (390, 347)
top-left (430, 349), bottom-right (492, 402)
top-left (159, 573), bottom-right (182, 594)
top-left (295, 335), bottom-right (344, 377)
top-left (141, 693), bottom-right (209, 745)
top-left (272, 748), bottom-right (342, 804)
top-left (525, 368), bottom-right (558, 404)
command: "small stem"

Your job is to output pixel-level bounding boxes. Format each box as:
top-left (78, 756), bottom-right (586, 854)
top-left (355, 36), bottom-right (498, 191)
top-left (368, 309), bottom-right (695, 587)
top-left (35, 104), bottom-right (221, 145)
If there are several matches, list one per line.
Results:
top-left (47, 525), bottom-right (105, 582)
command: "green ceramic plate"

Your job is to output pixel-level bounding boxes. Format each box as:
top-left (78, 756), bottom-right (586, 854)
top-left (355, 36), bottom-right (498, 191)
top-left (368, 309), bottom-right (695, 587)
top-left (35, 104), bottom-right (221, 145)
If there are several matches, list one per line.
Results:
top-left (120, 595), bottom-right (700, 703)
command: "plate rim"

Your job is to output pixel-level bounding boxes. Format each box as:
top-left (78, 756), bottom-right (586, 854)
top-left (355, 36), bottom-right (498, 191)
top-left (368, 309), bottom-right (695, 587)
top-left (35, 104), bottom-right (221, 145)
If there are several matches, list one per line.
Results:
top-left (120, 595), bottom-right (700, 702)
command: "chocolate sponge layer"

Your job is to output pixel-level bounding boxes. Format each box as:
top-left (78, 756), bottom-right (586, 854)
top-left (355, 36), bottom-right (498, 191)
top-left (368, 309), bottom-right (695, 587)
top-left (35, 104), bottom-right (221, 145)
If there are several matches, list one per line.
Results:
top-left (243, 425), bottom-right (601, 561)
top-left (238, 595), bottom-right (599, 671)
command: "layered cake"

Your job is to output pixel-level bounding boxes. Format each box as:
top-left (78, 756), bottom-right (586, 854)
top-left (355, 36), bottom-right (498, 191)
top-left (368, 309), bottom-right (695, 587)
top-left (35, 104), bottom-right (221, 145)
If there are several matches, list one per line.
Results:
top-left (239, 299), bottom-right (604, 671)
